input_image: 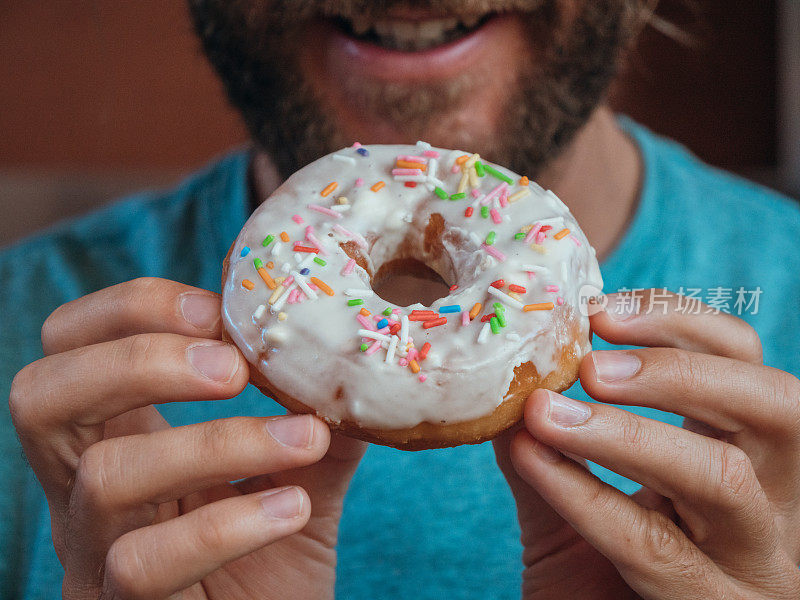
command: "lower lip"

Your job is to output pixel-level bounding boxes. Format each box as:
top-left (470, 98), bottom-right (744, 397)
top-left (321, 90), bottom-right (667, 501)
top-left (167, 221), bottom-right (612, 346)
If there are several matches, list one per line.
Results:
top-left (320, 14), bottom-right (512, 82)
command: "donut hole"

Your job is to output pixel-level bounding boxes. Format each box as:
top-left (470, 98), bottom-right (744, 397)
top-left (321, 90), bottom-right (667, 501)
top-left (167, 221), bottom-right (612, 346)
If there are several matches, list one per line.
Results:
top-left (371, 258), bottom-right (452, 307)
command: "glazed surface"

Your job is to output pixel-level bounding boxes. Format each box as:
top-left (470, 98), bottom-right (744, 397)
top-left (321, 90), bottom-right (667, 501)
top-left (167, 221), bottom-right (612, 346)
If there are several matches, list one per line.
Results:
top-left (222, 143), bottom-right (603, 429)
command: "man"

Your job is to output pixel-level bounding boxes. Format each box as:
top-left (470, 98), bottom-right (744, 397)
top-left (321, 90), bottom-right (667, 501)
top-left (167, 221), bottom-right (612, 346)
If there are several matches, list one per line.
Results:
top-left (3, 1), bottom-right (800, 598)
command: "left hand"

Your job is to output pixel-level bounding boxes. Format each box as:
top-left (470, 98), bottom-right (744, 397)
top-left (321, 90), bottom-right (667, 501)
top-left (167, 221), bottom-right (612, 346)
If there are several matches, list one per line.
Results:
top-left (494, 289), bottom-right (800, 599)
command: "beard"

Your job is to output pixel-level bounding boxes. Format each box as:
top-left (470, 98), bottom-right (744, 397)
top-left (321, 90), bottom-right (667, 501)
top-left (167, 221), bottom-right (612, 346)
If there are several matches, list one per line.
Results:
top-left (188, 0), bottom-right (644, 180)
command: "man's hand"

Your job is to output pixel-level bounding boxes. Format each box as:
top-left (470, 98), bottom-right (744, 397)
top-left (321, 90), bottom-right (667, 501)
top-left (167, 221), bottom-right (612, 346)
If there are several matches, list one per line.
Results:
top-left (494, 290), bottom-right (800, 599)
top-left (9, 277), bottom-right (365, 600)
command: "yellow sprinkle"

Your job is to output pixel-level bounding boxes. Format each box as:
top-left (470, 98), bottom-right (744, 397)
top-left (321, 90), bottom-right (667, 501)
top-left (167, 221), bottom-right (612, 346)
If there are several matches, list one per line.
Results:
top-left (520, 224), bottom-right (534, 233)
top-left (508, 189), bottom-right (531, 203)
top-left (336, 196), bottom-right (349, 205)
top-left (321, 182), bottom-right (338, 197)
top-left (371, 181), bottom-right (386, 192)
top-left (242, 279), bottom-right (255, 291)
top-left (554, 228), bottom-right (570, 240)
top-left (277, 312), bottom-right (288, 321)
top-left (509, 292), bottom-right (522, 301)
top-left (531, 244), bottom-right (547, 254)
top-left (268, 277), bottom-right (287, 304)
top-left (468, 167), bottom-right (479, 189)
top-left (465, 153), bottom-right (480, 168)
top-left (457, 171), bottom-right (469, 194)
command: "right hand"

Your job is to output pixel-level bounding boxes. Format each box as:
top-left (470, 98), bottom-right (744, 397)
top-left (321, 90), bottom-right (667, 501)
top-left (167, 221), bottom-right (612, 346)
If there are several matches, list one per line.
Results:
top-left (9, 277), bottom-right (366, 600)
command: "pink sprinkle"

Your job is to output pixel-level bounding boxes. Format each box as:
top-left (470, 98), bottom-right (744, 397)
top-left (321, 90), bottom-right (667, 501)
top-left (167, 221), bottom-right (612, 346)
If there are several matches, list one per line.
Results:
top-left (355, 178), bottom-right (365, 187)
top-left (399, 358), bottom-right (409, 367)
top-left (483, 182), bottom-right (508, 204)
top-left (332, 224), bottom-right (368, 249)
top-left (527, 271), bottom-right (535, 280)
top-left (461, 311), bottom-right (470, 326)
top-left (570, 235), bottom-right (582, 246)
top-left (292, 214), bottom-right (304, 224)
top-left (499, 191), bottom-right (509, 208)
top-left (451, 164), bottom-right (460, 174)
top-left (545, 285), bottom-right (560, 293)
top-left (342, 258), bottom-right (356, 276)
top-left (423, 150), bottom-right (440, 158)
top-left (535, 231), bottom-right (546, 245)
top-left (307, 204), bottom-right (342, 219)
top-left (397, 155), bottom-right (427, 164)
top-left (471, 189), bottom-right (481, 198)
top-left (282, 276), bottom-right (294, 287)
top-left (407, 348), bottom-right (419, 361)
top-left (373, 315), bottom-right (382, 322)
top-left (365, 340), bottom-right (381, 355)
top-left (377, 326), bottom-right (390, 334)
top-left (357, 315), bottom-right (376, 331)
top-left (305, 226), bottom-right (328, 256)
top-left (524, 222), bottom-right (543, 244)
top-left (392, 308), bottom-right (402, 314)
top-left (297, 291), bottom-right (306, 302)
top-left (419, 374), bottom-right (427, 383)
top-left (490, 208), bottom-right (502, 224)
top-left (557, 296), bottom-right (564, 306)
top-left (481, 243), bottom-right (507, 261)
top-left (287, 288), bottom-right (300, 304)
top-left (353, 142), bottom-right (362, 148)
top-left (392, 168), bottom-right (424, 177)
top-left (309, 283), bottom-right (319, 291)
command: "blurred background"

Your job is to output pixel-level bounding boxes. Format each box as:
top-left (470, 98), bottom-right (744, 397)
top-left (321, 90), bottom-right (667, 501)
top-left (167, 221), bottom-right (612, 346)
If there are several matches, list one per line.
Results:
top-left (1, 1), bottom-right (798, 247)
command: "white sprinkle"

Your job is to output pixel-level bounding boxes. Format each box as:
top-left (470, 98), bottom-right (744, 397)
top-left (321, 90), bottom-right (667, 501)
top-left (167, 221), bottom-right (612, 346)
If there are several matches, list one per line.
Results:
top-left (358, 330), bottom-right (392, 343)
top-left (294, 253), bottom-right (303, 263)
top-left (487, 286), bottom-right (525, 310)
top-left (428, 177), bottom-right (445, 189)
top-left (270, 283), bottom-right (296, 312)
top-left (508, 188), bottom-right (531, 203)
top-left (331, 204), bottom-right (351, 212)
top-left (344, 288), bottom-right (374, 297)
top-left (280, 262), bottom-right (291, 273)
top-left (291, 271), bottom-right (318, 300)
top-left (428, 158), bottom-right (438, 180)
top-left (333, 154), bottom-right (357, 165)
top-left (385, 336), bottom-right (399, 364)
top-left (477, 322), bottom-right (491, 344)
top-left (271, 241), bottom-right (282, 256)
top-left (400, 315), bottom-right (409, 349)
top-left (253, 304), bottom-right (266, 320)
top-left (522, 264), bottom-right (549, 274)
top-left (393, 175), bottom-right (428, 183)
top-left (298, 253), bottom-right (317, 269)
top-left (389, 313), bottom-right (399, 321)
top-left (506, 333), bottom-right (521, 342)
top-left (416, 140), bottom-right (432, 151)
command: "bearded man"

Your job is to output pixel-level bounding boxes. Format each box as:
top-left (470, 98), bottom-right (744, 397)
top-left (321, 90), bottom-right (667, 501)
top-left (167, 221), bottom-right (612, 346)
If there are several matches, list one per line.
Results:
top-left (3, 1), bottom-right (800, 599)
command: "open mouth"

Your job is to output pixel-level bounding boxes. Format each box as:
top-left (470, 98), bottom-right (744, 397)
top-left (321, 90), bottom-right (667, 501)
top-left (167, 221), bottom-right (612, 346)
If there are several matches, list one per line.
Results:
top-left (332, 13), bottom-right (495, 53)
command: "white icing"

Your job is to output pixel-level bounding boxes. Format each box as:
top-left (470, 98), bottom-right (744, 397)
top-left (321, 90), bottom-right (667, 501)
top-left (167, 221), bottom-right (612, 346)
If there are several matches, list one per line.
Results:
top-left (222, 144), bottom-right (603, 429)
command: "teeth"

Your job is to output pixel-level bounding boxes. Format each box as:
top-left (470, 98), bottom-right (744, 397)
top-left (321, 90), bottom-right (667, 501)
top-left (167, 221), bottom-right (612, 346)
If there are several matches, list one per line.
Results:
top-left (342, 14), bottom-right (486, 51)
top-left (351, 16), bottom-right (371, 35)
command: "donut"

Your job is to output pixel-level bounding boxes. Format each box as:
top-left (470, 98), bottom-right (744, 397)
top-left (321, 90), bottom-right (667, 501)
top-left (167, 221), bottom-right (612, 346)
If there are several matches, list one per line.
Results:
top-left (221, 142), bottom-right (603, 450)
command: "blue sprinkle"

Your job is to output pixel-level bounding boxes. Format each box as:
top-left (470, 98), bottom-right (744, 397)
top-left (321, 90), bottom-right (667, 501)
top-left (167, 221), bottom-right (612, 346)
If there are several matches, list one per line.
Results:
top-left (300, 268), bottom-right (310, 275)
top-left (240, 246), bottom-right (251, 257)
top-left (357, 148), bottom-right (369, 157)
top-left (438, 305), bottom-right (462, 314)
top-left (377, 318), bottom-right (389, 329)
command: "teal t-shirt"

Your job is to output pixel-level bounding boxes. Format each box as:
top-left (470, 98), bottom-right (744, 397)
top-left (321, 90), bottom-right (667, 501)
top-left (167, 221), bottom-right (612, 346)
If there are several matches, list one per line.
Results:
top-left (2, 119), bottom-right (799, 599)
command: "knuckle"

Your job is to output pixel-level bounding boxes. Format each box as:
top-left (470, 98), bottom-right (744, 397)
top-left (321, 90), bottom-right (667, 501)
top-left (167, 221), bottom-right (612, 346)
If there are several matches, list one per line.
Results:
top-left (104, 535), bottom-right (150, 600)
top-left (198, 417), bottom-right (242, 458)
top-left (119, 333), bottom-right (160, 367)
top-left (72, 441), bottom-right (119, 511)
top-left (637, 511), bottom-right (687, 567)
top-left (193, 510), bottom-right (230, 555)
top-left (617, 412), bottom-right (650, 451)
top-left (713, 444), bottom-right (757, 506)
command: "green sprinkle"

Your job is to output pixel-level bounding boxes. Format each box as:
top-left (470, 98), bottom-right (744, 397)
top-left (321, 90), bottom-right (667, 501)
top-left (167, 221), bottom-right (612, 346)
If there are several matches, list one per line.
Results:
top-left (313, 257), bottom-right (327, 266)
top-left (480, 206), bottom-right (490, 219)
top-left (360, 343), bottom-right (369, 352)
top-left (261, 234), bottom-right (274, 247)
top-left (449, 192), bottom-right (466, 201)
top-left (383, 307), bottom-right (393, 316)
top-left (475, 161), bottom-right (486, 177)
top-left (490, 316), bottom-right (500, 334)
top-left (253, 258), bottom-right (264, 270)
top-left (348, 299), bottom-right (364, 306)
top-left (485, 231), bottom-right (496, 245)
top-left (483, 164), bottom-right (513, 184)
top-left (493, 302), bottom-right (505, 313)
top-left (434, 187), bottom-right (448, 200)
top-left (496, 311), bottom-right (507, 328)
top-left (514, 232), bottom-right (525, 240)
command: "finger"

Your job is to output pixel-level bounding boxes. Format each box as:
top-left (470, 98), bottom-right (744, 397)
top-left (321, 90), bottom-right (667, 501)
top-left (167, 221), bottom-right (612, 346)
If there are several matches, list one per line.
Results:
top-left (102, 486), bottom-right (309, 600)
top-left (591, 290), bottom-right (763, 364)
top-left (524, 390), bottom-right (778, 563)
top-left (508, 430), bottom-right (733, 599)
top-left (65, 416), bottom-right (327, 577)
top-left (580, 347), bottom-right (800, 440)
top-left (41, 277), bottom-right (223, 355)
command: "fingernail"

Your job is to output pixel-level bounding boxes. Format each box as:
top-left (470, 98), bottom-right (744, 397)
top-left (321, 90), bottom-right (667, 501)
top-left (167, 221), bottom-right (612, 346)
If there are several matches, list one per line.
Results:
top-left (260, 487), bottom-right (303, 519)
top-left (266, 415), bottom-right (314, 448)
top-left (546, 391), bottom-right (591, 428)
top-left (187, 342), bottom-right (238, 382)
top-left (180, 293), bottom-right (220, 331)
top-left (592, 351), bottom-right (641, 383)
top-left (604, 294), bottom-right (639, 321)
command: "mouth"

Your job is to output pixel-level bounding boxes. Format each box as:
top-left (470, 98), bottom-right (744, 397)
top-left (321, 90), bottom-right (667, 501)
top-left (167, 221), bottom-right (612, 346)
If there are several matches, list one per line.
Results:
top-left (332, 13), bottom-right (495, 53)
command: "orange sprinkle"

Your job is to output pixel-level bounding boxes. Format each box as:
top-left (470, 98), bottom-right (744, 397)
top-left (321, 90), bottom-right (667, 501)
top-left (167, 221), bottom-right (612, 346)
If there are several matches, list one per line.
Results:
top-left (280, 231), bottom-right (290, 242)
top-left (321, 182), bottom-right (338, 197)
top-left (257, 267), bottom-right (277, 290)
top-left (419, 342), bottom-right (431, 359)
top-left (371, 181), bottom-right (386, 192)
top-left (241, 279), bottom-right (255, 291)
top-left (396, 160), bottom-right (427, 172)
top-left (469, 302), bottom-right (482, 320)
top-left (554, 228), bottom-right (570, 240)
top-left (519, 176), bottom-right (530, 186)
top-left (266, 261), bottom-right (274, 269)
top-left (359, 308), bottom-right (371, 317)
top-left (409, 360), bottom-right (421, 374)
top-left (523, 302), bottom-right (555, 312)
top-left (310, 277), bottom-right (334, 296)
top-left (456, 155), bottom-right (470, 165)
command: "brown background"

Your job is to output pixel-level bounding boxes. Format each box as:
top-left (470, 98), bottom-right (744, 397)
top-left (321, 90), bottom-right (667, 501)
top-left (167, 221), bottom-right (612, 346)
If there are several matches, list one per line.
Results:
top-left (0, 1), bottom-right (791, 245)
